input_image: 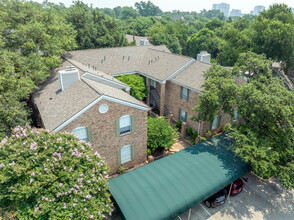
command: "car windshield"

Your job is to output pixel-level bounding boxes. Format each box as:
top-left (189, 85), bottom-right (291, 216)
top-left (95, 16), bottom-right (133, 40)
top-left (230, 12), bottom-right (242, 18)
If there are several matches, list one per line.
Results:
top-left (214, 190), bottom-right (226, 202)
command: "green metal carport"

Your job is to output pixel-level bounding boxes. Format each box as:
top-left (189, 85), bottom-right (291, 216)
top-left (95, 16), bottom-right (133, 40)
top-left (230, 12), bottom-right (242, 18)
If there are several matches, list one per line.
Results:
top-left (108, 132), bottom-right (251, 220)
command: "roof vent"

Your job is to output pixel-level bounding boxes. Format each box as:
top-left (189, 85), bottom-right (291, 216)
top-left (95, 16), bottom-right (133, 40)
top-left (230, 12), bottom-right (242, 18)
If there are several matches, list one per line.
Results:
top-left (139, 38), bottom-right (149, 46)
top-left (197, 51), bottom-right (211, 64)
top-left (59, 67), bottom-right (80, 91)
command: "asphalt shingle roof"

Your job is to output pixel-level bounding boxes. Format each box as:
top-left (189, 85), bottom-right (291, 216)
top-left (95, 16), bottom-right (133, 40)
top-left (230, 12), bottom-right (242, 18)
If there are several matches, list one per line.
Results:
top-left (64, 45), bottom-right (193, 81)
top-left (171, 61), bottom-right (211, 92)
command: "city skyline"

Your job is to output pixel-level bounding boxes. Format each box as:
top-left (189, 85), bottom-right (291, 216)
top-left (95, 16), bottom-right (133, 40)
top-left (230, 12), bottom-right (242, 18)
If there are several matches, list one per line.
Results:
top-left (33, 0), bottom-right (294, 14)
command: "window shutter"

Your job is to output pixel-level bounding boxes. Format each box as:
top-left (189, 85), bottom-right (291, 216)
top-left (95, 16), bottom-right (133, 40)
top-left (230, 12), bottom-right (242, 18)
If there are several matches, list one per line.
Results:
top-left (185, 111), bottom-right (187, 122)
top-left (131, 115), bottom-right (136, 132)
top-left (115, 119), bottom-right (120, 137)
top-left (217, 115), bottom-right (222, 128)
top-left (131, 145), bottom-right (136, 160)
top-left (180, 86), bottom-right (183, 99)
top-left (86, 127), bottom-right (93, 144)
top-left (117, 149), bottom-right (121, 166)
top-left (187, 89), bottom-right (190, 102)
top-left (178, 109), bottom-right (181, 121)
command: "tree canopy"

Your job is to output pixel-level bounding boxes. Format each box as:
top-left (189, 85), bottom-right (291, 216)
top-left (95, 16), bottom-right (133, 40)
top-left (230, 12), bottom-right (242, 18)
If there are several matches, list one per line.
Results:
top-left (193, 51), bottom-right (294, 189)
top-left (0, 125), bottom-right (112, 219)
top-left (117, 74), bottom-right (147, 100)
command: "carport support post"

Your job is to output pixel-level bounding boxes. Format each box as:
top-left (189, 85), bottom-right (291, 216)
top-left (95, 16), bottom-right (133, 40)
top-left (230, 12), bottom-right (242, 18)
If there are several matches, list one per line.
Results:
top-left (168, 112), bottom-right (173, 125)
top-left (181, 122), bottom-right (187, 138)
top-left (226, 182), bottom-right (233, 203)
top-left (188, 208), bottom-right (191, 220)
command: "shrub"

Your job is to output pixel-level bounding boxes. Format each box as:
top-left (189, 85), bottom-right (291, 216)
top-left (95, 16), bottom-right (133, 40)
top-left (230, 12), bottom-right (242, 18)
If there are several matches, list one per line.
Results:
top-left (187, 127), bottom-right (193, 136)
top-left (147, 148), bottom-right (152, 156)
top-left (222, 122), bottom-right (232, 133)
top-left (200, 137), bottom-right (207, 142)
top-left (0, 125), bottom-right (112, 219)
top-left (176, 120), bottom-right (182, 129)
top-left (204, 130), bottom-right (212, 139)
top-left (193, 131), bottom-right (198, 139)
top-left (147, 117), bottom-right (179, 150)
top-left (118, 166), bottom-right (125, 175)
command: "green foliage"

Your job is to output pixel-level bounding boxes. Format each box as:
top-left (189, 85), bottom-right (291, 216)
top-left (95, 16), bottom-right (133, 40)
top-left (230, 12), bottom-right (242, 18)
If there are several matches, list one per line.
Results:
top-left (116, 74), bottom-right (147, 100)
top-left (176, 120), bottom-right (182, 129)
top-left (187, 127), bottom-right (193, 136)
top-left (147, 117), bottom-right (179, 150)
top-left (0, 125), bottom-right (112, 219)
top-left (135, 1), bottom-right (162, 17)
top-left (222, 122), bottom-right (232, 133)
top-left (252, 4), bottom-right (294, 71)
top-left (120, 6), bottom-right (139, 20)
top-left (118, 166), bottom-right (126, 174)
top-left (193, 51), bottom-right (294, 189)
top-left (193, 131), bottom-right (198, 139)
top-left (67, 1), bottom-right (127, 49)
top-left (186, 28), bottom-right (219, 58)
top-left (200, 137), bottom-right (207, 142)
top-left (0, 0), bottom-right (77, 137)
top-left (147, 148), bottom-right (151, 156)
top-left (204, 130), bottom-right (212, 139)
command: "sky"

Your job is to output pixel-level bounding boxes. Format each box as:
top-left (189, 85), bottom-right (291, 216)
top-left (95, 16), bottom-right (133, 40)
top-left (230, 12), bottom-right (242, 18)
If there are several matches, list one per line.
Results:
top-left (34, 0), bottom-right (294, 14)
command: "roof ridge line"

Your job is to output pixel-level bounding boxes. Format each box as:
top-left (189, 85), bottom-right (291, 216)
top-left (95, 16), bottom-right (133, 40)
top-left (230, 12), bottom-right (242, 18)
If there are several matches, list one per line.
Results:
top-left (147, 48), bottom-right (193, 59)
top-left (81, 78), bottom-right (102, 96)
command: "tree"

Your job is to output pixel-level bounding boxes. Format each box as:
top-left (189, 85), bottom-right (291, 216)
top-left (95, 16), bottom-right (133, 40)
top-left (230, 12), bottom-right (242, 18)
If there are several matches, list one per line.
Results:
top-left (120, 6), bottom-right (139, 20)
top-left (135, 1), bottom-right (162, 17)
top-left (193, 51), bottom-right (294, 189)
top-left (0, 0), bottom-right (77, 138)
top-left (217, 26), bottom-right (253, 66)
top-left (0, 125), bottom-right (112, 219)
top-left (67, 1), bottom-right (127, 49)
top-left (147, 117), bottom-right (179, 150)
top-left (186, 28), bottom-right (219, 58)
top-left (117, 74), bottom-right (147, 100)
top-left (252, 4), bottom-right (294, 71)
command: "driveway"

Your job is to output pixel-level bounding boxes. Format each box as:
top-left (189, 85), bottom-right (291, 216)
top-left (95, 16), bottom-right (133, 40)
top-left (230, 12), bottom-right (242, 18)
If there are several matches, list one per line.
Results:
top-left (176, 172), bottom-right (294, 220)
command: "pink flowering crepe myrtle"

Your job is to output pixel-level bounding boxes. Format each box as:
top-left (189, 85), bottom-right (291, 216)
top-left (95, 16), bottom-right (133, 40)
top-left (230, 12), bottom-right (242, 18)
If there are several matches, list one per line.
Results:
top-left (0, 126), bottom-right (113, 219)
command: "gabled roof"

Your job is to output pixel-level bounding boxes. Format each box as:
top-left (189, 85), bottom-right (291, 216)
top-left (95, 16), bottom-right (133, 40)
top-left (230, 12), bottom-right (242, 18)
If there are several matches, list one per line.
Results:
top-left (34, 60), bottom-right (148, 132)
top-left (64, 45), bottom-right (195, 82)
top-left (171, 61), bottom-right (211, 92)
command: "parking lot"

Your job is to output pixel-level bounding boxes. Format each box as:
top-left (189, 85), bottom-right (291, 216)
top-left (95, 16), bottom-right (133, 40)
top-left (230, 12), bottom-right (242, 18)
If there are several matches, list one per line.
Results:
top-left (176, 172), bottom-right (294, 220)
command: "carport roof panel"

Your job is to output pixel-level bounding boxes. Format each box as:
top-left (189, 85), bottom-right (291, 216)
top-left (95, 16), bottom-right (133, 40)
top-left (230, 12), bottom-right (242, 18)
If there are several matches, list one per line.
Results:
top-left (108, 132), bottom-right (251, 220)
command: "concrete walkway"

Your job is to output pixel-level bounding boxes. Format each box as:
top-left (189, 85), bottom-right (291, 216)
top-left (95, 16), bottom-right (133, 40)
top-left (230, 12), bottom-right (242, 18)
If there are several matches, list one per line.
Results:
top-left (170, 138), bottom-right (191, 153)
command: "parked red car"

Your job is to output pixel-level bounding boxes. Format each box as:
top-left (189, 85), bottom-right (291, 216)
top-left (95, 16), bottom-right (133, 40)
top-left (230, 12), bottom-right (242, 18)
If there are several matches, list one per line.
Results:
top-left (225, 178), bottom-right (244, 196)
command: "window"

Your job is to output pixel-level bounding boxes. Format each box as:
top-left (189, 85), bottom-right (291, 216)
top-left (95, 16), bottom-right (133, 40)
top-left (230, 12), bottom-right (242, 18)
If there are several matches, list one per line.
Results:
top-left (211, 115), bottom-right (221, 130)
top-left (120, 145), bottom-right (132, 164)
top-left (179, 109), bottom-right (187, 122)
top-left (72, 127), bottom-right (88, 142)
top-left (181, 86), bottom-right (189, 101)
top-left (119, 115), bottom-right (131, 135)
top-left (150, 79), bottom-right (156, 88)
top-left (233, 109), bottom-right (238, 122)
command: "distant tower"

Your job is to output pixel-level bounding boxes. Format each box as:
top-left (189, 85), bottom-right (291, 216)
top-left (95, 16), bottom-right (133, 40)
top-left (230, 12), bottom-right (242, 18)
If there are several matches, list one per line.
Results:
top-left (212, 3), bottom-right (230, 17)
top-left (250, 6), bottom-right (265, 16)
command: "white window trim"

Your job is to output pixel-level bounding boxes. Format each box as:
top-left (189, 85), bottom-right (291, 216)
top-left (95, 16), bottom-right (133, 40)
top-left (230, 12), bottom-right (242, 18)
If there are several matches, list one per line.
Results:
top-left (182, 87), bottom-right (188, 101)
top-left (150, 79), bottom-right (156, 88)
top-left (121, 145), bottom-right (132, 164)
top-left (119, 115), bottom-right (131, 135)
top-left (72, 126), bottom-right (88, 142)
top-left (211, 115), bottom-right (220, 130)
top-left (180, 109), bottom-right (187, 122)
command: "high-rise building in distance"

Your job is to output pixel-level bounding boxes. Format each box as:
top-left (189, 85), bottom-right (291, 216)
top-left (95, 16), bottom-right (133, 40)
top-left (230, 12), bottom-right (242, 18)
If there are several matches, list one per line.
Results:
top-left (212, 3), bottom-right (230, 17)
top-left (250, 5), bottom-right (265, 16)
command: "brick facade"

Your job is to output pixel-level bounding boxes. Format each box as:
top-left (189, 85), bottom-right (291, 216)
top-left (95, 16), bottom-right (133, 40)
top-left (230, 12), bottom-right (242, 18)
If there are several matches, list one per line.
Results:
top-left (164, 81), bottom-right (232, 136)
top-left (61, 99), bottom-right (147, 174)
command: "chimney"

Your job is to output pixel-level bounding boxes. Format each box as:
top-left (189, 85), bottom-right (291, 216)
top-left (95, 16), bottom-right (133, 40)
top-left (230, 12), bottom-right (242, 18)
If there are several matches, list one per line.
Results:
top-left (59, 66), bottom-right (80, 91)
top-left (140, 38), bottom-right (149, 46)
top-left (197, 51), bottom-right (211, 64)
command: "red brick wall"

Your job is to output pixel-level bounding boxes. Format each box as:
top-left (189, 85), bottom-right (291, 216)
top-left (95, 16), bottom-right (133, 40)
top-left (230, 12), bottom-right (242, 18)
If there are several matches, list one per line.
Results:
top-left (61, 99), bottom-right (147, 174)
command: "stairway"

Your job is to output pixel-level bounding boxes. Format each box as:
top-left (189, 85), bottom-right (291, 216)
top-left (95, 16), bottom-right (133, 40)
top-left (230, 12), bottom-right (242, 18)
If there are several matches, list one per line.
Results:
top-left (150, 87), bottom-right (169, 116)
